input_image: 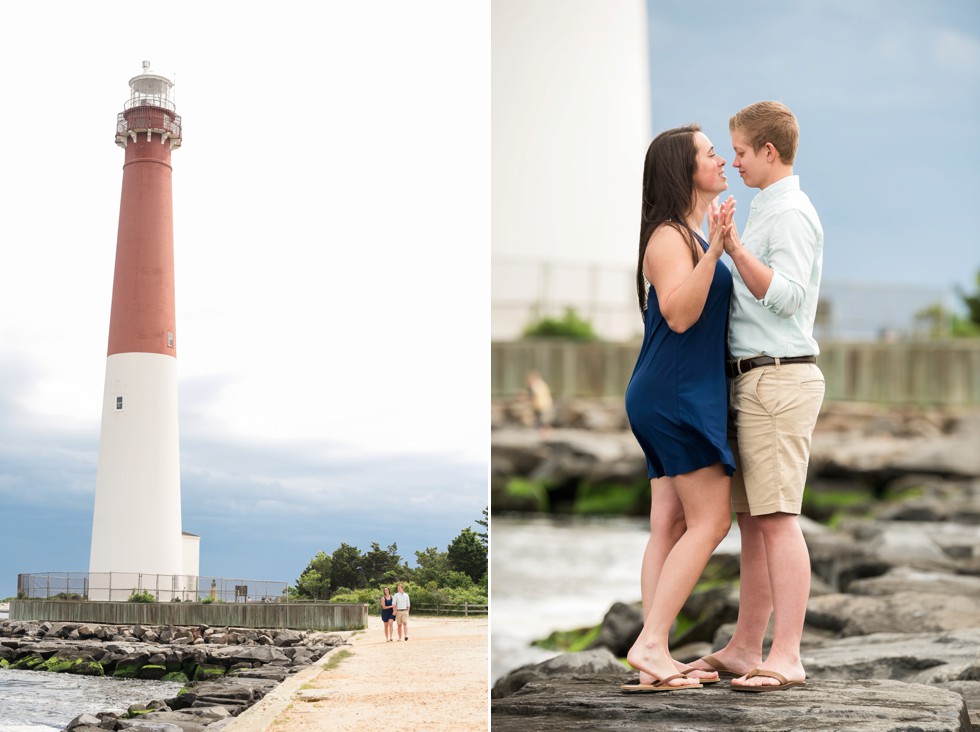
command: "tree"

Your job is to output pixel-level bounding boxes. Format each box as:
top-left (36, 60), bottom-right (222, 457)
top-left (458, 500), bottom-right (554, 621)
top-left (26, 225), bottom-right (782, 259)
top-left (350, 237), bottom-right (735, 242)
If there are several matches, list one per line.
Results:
top-left (475, 507), bottom-right (488, 547)
top-left (956, 270), bottom-right (980, 329)
top-left (294, 551), bottom-right (333, 600)
top-left (447, 528), bottom-right (488, 584)
top-left (414, 546), bottom-right (455, 587)
top-left (363, 542), bottom-right (401, 586)
top-left (330, 543), bottom-right (365, 591)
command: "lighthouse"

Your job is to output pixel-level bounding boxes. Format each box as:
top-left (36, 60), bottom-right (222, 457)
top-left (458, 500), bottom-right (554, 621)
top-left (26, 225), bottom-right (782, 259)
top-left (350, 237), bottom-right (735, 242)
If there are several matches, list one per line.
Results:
top-left (89, 62), bottom-right (198, 601)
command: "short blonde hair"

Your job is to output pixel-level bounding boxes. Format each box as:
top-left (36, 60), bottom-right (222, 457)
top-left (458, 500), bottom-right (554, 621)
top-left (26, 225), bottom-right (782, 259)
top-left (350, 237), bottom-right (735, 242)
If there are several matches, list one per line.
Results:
top-left (729, 101), bottom-right (799, 165)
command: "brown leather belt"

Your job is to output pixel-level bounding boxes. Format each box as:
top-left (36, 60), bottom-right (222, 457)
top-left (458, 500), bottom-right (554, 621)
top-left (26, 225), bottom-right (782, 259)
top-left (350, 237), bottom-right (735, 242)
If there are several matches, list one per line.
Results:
top-left (726, 355), bottom-right (816, 378)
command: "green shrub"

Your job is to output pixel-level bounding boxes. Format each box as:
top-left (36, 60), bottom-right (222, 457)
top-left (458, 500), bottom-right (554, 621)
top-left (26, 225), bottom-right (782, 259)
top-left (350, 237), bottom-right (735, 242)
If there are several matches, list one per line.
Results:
top-left (329, 587), bottom-right (379, 611)
top-left (523, 308), bottom-right (598, 341)
top-left (127, 591), bottom-right (157, 603)
top-left (52, 592), bottom-right (85, 601)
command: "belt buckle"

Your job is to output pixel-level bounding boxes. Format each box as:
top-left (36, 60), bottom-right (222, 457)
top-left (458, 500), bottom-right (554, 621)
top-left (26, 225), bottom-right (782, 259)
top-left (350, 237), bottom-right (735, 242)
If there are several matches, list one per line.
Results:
top-left (736, 357), bottom-right (745, 376)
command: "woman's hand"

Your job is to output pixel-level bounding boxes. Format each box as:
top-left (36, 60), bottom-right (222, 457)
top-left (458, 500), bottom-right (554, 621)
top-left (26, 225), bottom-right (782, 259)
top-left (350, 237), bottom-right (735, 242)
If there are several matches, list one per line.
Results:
top-left (708, 196), bottom-right (735, 261)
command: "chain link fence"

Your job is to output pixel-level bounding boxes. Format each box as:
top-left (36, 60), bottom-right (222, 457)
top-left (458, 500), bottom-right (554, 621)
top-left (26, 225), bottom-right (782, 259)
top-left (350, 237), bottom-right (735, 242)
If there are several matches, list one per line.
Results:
top-left (492, 257), bottom-right (955, 342)
top-left (18, 572), bottom-right (289, 603)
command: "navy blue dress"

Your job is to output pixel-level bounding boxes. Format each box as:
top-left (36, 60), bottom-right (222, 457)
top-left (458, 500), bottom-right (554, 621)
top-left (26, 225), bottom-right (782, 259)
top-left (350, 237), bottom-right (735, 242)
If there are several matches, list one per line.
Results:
top-left (381, 595), bottom-right (395, 622)
top-left (625, 230), bottom-right (736, 479)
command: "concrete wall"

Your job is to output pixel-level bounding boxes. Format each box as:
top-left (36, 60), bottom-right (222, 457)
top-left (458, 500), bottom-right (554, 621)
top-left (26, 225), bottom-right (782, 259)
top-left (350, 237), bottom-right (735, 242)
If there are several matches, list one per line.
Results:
top-left (9, 600), bottom-right (367, 631)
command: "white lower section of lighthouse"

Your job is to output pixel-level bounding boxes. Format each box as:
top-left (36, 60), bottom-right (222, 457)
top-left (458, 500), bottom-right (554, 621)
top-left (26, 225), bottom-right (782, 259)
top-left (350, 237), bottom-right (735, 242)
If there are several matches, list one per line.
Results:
top-left (89, 352), bottom-right (195, 600)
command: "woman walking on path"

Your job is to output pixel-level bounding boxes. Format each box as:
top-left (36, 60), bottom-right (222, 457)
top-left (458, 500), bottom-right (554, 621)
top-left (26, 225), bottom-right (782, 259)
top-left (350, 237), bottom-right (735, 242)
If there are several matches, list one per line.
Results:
top-left (622, 124), bottom-right (737, 691)
top-left (380, 587), bottom-right (395, 642)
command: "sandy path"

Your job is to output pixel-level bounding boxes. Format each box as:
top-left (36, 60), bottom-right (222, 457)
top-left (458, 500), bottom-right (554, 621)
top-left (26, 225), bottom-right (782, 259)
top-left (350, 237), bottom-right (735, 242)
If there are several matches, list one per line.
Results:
top-left (241, 615), bottom-right (487, 732)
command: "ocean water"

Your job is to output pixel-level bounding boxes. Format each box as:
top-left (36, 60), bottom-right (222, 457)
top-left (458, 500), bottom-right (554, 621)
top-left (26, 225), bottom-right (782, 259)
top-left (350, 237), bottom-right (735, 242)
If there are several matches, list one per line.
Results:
top-left (0, 669), bottom-right (184, 732)
top-left (491, 514), bottom-right (741, 684)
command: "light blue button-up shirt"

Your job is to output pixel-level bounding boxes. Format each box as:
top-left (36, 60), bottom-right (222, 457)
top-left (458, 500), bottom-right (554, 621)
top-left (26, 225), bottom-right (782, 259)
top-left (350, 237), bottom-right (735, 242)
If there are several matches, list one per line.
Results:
top-left (728, 175), bottom-right (824, 358)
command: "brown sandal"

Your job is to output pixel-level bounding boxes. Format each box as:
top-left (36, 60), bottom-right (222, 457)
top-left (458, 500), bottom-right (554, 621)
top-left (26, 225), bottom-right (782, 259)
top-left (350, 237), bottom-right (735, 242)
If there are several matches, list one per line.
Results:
top-left (731, 668), bottom-right (806, 692)
top-left (681, 653), bottom-right (744, 681)
top-left (621, 673), bottom-right (703, 693)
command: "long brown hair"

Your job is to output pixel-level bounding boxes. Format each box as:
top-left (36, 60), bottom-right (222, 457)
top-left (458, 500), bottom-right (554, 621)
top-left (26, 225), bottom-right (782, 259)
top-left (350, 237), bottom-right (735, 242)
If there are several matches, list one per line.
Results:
top-left (636, 124), bottom-right (702, 316)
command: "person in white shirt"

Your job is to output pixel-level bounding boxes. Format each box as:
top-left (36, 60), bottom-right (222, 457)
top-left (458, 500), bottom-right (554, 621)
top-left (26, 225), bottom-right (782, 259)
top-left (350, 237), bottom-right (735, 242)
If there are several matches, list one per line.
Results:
top-left (393, 583), bottom-right (411, 641)
top-left (685, 101), bottom-right (823, 692)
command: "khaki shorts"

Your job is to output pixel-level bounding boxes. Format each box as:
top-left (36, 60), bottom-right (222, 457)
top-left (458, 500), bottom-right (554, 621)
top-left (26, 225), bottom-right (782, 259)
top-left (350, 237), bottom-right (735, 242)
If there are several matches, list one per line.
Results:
top-left (729, 362), bottom-right (824, 515)
top-left (396, 609), bottom-right (409, 624)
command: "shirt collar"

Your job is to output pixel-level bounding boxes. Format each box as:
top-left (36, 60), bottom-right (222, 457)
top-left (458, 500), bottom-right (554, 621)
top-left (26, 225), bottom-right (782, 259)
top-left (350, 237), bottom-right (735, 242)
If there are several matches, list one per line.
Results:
top-left (751, 174), bottom-right (800, 210)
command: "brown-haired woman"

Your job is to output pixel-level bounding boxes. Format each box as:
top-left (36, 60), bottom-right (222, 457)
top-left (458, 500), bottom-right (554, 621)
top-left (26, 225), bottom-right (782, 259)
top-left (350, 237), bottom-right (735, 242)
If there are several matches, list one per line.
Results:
top-left (621, 125), bottom-right (737, 692)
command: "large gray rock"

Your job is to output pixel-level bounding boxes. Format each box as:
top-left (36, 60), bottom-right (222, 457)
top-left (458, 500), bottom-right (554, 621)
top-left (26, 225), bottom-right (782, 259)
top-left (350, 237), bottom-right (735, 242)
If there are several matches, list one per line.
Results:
top-left (491, 648), bottom-right (625, 699)
top-left (852, 520), bottom-right (980, 567)
top-left (802, 628), bottom-right (980, 684)
top-left (806, 592), bottom-right (980, 637)
top-left (491, 428), bottom-right (645, 484)
top-left (491, 674), bottom-right (971, 731)
top-left (892, 414), bottom-right (980, 477)
top-left (586, 601), bottom-right (642, 657)
top-left (847, 566), bottom-right (980, 597)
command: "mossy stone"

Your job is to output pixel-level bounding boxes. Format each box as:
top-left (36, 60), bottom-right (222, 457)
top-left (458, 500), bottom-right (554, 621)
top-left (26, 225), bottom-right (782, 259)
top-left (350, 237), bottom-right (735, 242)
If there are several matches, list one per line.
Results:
top-left (74, 661), bottom-right (105, 677)
top-left (41, 657), bottom-right (76, 673)
top-left (137, 664), bottom-right (168, 680)
top-left (162, 671), bottom-right (189, 683)
top-left (193, 663), bottom-right (226, 681)
top-left (113, 661), bottom-right (141, 678)
top-left (13, 655), bottom-right (44, 670)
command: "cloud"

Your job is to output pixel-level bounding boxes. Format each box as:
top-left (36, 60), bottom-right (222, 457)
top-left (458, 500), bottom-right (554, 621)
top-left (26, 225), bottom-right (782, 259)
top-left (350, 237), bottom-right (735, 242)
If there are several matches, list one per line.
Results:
top-left (0, 351), bottom-right (486, 599)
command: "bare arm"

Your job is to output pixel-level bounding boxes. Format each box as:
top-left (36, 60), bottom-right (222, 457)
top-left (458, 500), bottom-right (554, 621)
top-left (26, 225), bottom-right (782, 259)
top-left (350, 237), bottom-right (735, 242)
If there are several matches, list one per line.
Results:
top-left (724, 221), bottom-right (773, 300)
top-left (647, 202), bottom-right (732, 333)
top-left (725, 210), bottom-right (816, 314)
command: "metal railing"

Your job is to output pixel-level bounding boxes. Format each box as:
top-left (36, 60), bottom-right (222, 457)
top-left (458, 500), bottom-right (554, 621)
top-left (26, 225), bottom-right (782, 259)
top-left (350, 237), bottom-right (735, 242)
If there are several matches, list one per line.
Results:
top-left (116, 108), bottom-right (182, 140)
top-left (17, 572), bottom-right (288, 604)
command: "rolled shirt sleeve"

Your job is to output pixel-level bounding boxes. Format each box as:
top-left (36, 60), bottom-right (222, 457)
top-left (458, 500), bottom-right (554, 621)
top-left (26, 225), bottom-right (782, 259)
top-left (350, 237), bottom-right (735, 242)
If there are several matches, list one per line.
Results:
top-left (727, 175), bottom-right (824, 359)
top-left (760, 210), bottom-right (819, 318)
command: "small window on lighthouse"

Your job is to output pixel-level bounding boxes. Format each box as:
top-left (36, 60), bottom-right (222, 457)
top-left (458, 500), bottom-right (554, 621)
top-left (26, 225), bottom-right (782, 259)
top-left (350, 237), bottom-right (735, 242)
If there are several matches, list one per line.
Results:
top-left (167, 332), bottom-right (174, 348)
top-left (116, 396), bottom-right (124, 410)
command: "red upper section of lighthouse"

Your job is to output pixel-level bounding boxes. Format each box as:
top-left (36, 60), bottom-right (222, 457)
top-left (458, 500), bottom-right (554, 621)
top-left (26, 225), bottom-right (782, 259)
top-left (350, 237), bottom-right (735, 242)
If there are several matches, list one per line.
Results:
top-left (106, 63), bottom-right (180, 358)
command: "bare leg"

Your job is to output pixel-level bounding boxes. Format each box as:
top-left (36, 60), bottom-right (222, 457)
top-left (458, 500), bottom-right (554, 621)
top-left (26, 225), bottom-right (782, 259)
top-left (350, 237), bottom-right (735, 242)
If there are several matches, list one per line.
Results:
top-left (692, 511), bottom-right (770, 676)
top-left (626, 464), bottom-right (731, 687)
top-left (733, 513), bottom-right (809, 688)
top-left (638, 478), bottom-right (716, 683)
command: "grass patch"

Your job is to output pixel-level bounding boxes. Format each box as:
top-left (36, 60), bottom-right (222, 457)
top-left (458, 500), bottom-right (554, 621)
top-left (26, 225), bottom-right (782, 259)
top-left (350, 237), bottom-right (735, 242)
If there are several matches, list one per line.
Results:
top-left (322, 649), bottom-right (353, 671)
top-left (803, 485), bottom-right (876, 524)
top-left (506, 478), bottom-right (550, 512)
top-left (574, 481), bottom-right (648, 515)
top-left (531, 624), bottom-right (601, 653)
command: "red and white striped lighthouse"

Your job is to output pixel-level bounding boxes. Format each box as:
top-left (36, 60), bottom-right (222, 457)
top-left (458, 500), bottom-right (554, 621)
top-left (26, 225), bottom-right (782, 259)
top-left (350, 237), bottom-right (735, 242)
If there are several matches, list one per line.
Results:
top-left (89, 62), bottom-right (197, 599)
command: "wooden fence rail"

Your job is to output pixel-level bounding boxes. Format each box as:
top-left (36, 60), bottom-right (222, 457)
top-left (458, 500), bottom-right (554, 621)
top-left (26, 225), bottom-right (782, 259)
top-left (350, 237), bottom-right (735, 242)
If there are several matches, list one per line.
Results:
top-left (492, 339), bottom-right (980, 406)
top-left (9, 600), bottom-right (367, 631)
top-left (410, 603), bottom-right (488, 616)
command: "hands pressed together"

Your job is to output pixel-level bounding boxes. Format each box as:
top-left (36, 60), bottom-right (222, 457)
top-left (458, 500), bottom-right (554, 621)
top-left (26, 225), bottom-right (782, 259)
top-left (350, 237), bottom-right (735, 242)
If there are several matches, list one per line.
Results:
top-left (707, 196), bottom-right (742, 259)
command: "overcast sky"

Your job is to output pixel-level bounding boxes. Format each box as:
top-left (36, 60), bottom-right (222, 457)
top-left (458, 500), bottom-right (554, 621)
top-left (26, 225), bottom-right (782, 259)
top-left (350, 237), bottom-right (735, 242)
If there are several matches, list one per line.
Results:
top-left (492, 0), bottom-right (980, 337)
top-left (646, 0), bottom-right (980, 299)
top-left (0, 1), bottom-right (488, 599)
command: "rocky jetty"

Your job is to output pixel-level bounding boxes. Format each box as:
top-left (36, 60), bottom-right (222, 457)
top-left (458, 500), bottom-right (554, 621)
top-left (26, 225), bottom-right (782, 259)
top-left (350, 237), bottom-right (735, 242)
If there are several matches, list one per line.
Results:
top-left (491, 400), bottom-right (980, 730)
top-left (0, 620), bottom-right (350, 731)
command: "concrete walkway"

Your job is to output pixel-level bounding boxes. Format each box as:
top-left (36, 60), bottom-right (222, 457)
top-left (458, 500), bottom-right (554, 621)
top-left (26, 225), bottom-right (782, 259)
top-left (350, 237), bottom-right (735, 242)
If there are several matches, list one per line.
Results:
top-left (223, 615), bottom-right (488, 732)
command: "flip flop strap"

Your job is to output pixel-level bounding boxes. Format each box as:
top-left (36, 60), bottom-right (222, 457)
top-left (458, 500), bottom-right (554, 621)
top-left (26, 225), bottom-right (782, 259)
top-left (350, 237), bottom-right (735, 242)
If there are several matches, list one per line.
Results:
top-left (745, 669), bottom-right (789, 684)
top-left (653, 673), bottom-right (686, 687)
top-left (701, 654), bottom-right (725, 673)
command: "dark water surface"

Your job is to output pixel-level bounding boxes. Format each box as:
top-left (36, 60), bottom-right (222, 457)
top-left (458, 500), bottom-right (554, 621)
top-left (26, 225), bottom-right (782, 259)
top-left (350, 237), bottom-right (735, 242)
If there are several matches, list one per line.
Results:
top-left (0, 668), bottom-right (183, 732)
